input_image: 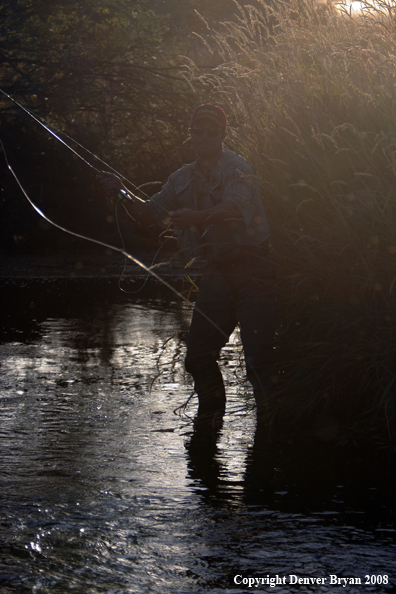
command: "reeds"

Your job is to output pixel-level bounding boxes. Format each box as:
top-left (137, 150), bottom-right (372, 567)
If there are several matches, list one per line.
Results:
top-left (184, 0), bottom-right (396, 443)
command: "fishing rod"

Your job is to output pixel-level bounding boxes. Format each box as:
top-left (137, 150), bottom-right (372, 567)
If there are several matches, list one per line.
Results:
top-left (0, 87), bottom-right (178, 280)
top-left (0, 86), bottom-right (168, 211)
top-left (0, 138), bottom-right (161, 276)
top-left (0, 87), bottom-right (101, 172)
top-left (0, 137), bottom-right (227, 339)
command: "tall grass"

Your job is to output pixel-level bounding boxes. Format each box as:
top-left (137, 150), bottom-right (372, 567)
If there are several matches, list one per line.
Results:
top-left (185, 0), bottom-right (396, 443)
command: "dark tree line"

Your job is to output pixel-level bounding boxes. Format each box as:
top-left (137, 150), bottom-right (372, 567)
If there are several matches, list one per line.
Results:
top-left (0, 0), bottom-right (266, 252)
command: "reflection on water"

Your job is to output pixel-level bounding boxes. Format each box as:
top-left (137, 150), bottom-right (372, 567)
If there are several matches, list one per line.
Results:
top-left (1, 279), bottom-right (395, 594)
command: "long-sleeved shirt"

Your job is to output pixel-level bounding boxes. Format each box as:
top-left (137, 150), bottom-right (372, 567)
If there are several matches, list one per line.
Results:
top-left (147, 149), bottom-right (270, 262)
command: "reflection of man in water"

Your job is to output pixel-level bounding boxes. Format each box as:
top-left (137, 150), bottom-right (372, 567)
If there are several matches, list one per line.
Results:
top-left (99, 104), bottom-right (276, 424)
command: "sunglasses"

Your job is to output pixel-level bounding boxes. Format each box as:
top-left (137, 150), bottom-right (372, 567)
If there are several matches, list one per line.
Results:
top-left (191, 125), bottom-right (223, 138)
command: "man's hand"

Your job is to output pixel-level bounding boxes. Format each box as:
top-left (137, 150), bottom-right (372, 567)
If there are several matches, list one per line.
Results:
top-left (168, 209), bottom-right (201, 229)
top-left (96, 171), bottom-right (124, 197)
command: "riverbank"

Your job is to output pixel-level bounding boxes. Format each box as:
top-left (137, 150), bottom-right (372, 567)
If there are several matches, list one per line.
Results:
top-left (0, 245), bottom-right (204, 280)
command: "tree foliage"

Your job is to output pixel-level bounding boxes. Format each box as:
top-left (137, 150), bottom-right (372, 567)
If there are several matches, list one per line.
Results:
top-left (0, 0), bottom-right (197, 250)
top-left (184, 0), bottom-right (396, 441)
top-left (0, 0), bottom-right (270, 251)
top-left (0, 0), bottom-right (199, 180)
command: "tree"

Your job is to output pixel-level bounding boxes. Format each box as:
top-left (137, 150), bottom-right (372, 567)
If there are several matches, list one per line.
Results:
top-left (0, 0), bottom-right (268, 251)
top-left (0, 0), bottom-right (200, 250)
top-left (0, 0), bottom-right (199, 180)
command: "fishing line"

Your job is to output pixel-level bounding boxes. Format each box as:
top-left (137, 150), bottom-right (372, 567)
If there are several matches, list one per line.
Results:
top-left (1, 89), bottom-right (253, 256)
top-left (0, 87), bottom-right (100, 174)
top-left (0, 87), bottom-right (180, 292)
top-left (0, 87), bottom-right (169, 213)
top-left (0, 139), bottom-right (227, 338)
top-left (115, 197), bottom-right (173, 294)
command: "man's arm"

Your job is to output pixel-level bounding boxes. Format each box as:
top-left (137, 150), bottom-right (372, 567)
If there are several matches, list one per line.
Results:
top-left (169, 201), bottom-right (242, 230)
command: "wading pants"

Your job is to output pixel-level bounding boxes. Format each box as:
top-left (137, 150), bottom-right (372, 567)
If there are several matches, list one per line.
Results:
top-left (185, 246), bottom-right (276, 415)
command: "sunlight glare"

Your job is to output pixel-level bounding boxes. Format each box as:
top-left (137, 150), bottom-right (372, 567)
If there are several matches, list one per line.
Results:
top-left (337, 0), bottom-right (391, 13)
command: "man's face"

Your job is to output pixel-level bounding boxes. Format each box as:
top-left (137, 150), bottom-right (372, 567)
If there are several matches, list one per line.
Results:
top-left (189, 116), bottom-right (226, 160)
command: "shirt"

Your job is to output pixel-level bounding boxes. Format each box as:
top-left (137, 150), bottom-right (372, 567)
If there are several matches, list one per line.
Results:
top-left (147, 150), bottom-right (270, 262)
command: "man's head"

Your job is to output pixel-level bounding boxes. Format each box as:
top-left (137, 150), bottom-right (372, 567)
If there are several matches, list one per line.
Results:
top-left (190, 104), bottom-right (227, 131)
top-left (189, 103), bottom-right (227, 161)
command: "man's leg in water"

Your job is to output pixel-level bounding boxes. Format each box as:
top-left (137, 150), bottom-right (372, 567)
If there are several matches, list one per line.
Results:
top-left (231, 252), bottom-right (277, 415)
top-left (185, 266), bottom-right (236, 417)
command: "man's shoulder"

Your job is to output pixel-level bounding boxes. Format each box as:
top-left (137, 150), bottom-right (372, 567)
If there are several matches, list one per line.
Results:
top-left (167, 160), bottom-right (197, 194)
top-left (170, 160), bottom-right (196, 177)
top-left (220, 150), bottom-right (254, 174)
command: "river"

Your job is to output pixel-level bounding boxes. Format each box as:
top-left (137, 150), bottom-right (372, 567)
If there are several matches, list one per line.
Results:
top-left (1, 274), bottom-right (395, 593)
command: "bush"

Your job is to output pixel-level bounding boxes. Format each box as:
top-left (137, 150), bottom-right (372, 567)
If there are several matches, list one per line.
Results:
top-left (185, 0), bottom-right (396, 443)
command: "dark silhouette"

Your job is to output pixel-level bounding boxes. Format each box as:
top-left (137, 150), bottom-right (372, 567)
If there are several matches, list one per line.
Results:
top-left (99, 104), bottom-right (276, 427)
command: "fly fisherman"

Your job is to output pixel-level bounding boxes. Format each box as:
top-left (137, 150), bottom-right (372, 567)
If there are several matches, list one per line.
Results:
top-left (99, 104), bottom-right (277, 424)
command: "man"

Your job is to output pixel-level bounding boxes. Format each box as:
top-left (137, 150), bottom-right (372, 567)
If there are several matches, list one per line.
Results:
top-left (99, 103), bottom-right (276, 422)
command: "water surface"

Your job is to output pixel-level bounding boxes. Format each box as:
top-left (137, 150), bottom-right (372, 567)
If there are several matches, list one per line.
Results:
top-left (1, 279), bottom-right (395, 593)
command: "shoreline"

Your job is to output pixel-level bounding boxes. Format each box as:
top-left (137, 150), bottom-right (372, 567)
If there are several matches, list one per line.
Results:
top-left (0, 247), bottom-right (204, 280)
